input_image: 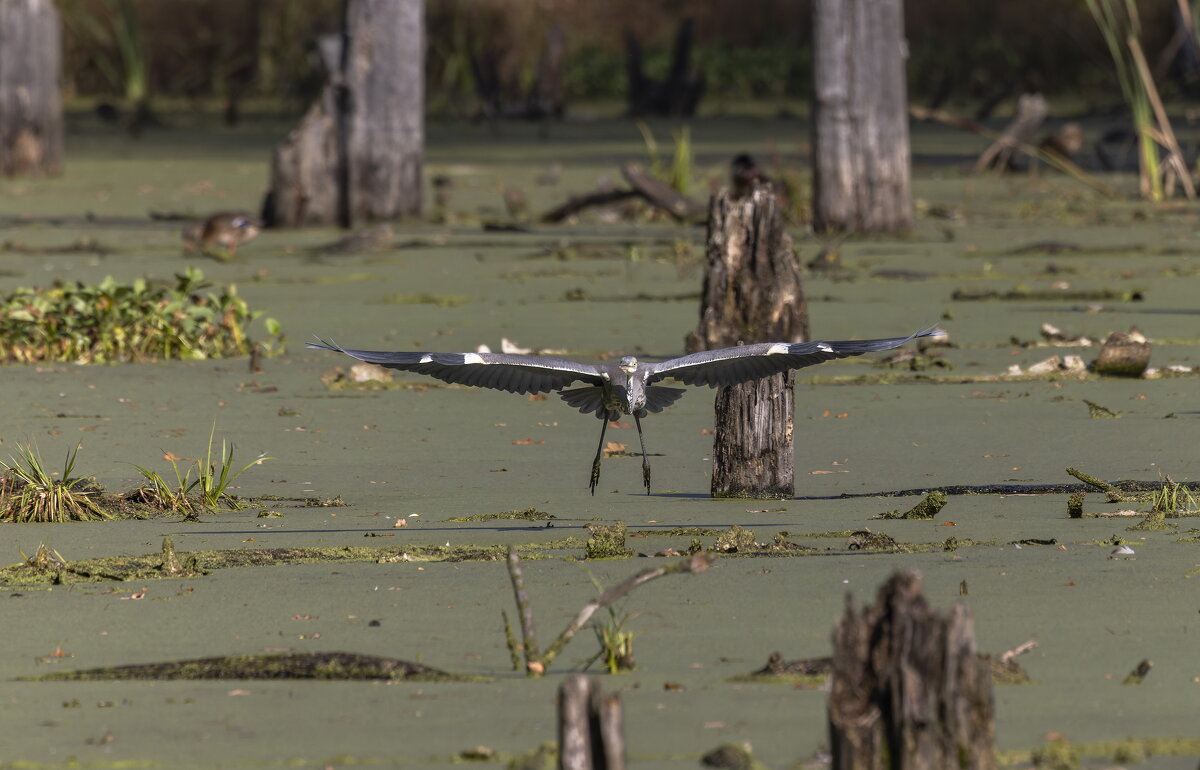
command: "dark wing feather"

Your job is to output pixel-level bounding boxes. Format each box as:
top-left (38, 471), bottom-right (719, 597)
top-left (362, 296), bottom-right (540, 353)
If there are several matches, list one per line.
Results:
top-left (644, 325), bottom-right (941, 389)
top-left (643, 386), bottom-right (687, 414)
top-left (308, 338), bottom-right (604, 395)
top-left (557, 385), bottom-right (607, 417)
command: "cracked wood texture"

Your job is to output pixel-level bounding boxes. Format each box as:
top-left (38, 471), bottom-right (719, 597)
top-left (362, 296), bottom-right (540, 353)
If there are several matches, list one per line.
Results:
top-left (266, 0), bottom-right (423, 227)
top-left (812, 0), bottom-right (912, 232)
top-left (828, 570), bottom-right (996, 770)
top-left (688, 183), bottom-right (808, 499)
top-left (0, 0), bottom-right (64, 177)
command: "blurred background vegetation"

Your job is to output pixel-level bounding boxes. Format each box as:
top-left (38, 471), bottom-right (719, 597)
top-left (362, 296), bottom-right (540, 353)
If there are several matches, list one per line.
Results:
top-left (54, 0), bottom-right (1189, 119)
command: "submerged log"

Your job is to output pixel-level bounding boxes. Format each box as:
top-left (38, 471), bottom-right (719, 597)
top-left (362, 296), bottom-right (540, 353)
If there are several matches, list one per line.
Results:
top-left (620, 163), bottom-right (705, 221)
top-left (688, 181), bottom-right (808, 499)
top-left (828, 570), bottom-right (996, 770)
top-left (558, 674), bottom-right (625, 770)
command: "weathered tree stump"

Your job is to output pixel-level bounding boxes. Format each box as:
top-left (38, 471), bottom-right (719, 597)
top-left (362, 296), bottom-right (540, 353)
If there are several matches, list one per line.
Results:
top-left (1094, 329), bottom-right (1151, 377)
top-left (828, 570), bottom-right (996, 770)
top-left (0, 0), bottom-right (64, 177)
top-left (558, 674), bottom-right (625, 770)
top-left (975, 93), bottom-right (1048, 172)
top-left (812, 0), bottom-right (911, 233)
top-left (687, 182), bottom-right (809, 499)
top-left (264, 0), bottom-right (423, 228)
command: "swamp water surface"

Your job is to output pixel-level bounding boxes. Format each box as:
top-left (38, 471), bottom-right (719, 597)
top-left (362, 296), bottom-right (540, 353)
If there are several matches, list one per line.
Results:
top-left (0, 115), bottom-right (1198, 768)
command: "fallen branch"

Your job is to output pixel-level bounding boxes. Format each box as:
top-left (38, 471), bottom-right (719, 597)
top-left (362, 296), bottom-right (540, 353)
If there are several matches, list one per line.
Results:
top-left (540, 189), bottom-right (639, 223)
top-left (506, 547), bottom-right (542, 673)
top-left (505, 546), bottom-right (714, 676)
top-left (620, 163), bottom-right (706, 220)
top-left (910, 105), bottom-right (1119, 198)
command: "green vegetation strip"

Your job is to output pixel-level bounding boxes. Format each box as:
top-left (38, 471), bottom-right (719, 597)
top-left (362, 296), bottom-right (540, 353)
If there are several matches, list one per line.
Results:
top-left (0, 539), bottom-right (587, 586)
top-left (0, 267), bottom-right (281, 363)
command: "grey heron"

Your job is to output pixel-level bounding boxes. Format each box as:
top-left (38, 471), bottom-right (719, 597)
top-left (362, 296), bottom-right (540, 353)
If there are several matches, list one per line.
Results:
top-left (308, 325), bottom-right (941, 495)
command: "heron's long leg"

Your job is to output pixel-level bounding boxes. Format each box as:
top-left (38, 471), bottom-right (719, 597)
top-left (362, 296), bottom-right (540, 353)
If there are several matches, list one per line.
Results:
top-left (589, 414), bottom-right (610, 495)
top-left (633, 412), bottom-right (651, 495)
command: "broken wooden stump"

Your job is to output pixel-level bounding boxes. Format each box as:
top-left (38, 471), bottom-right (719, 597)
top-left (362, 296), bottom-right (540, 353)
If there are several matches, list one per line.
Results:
top-left (558, 674), bottom-right (625, 770)
top-left (1093, 329), bottom-right (1151, 377)
top-left (687, 182), bottom-right (809, 499)
top-left (828, 569), bottom-right (996, 770)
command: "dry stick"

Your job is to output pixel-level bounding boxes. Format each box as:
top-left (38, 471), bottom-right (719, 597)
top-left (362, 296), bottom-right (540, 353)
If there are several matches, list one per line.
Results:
top-left (500, 610), bottom-right (521, 672)
top-left (538, 552), bottom-right (715, 670)
top-left (506, 547), bottom-right (541, 672)
top-left (999, 639), bottom-right (1039, 664)
top-left (909, 105), bottom-right (1119, 198)
top-left (1127, 33), bottom-right (1197, 199)
top-left (1065, 466), bottom-right (1120, 495)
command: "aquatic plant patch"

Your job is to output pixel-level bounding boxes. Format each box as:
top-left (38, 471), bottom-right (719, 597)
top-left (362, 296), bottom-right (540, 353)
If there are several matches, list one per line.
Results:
top-left (0, 267), bottom-right (282, 363)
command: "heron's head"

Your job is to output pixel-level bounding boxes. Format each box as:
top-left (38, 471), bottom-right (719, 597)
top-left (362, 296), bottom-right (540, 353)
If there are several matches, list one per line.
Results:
top-left (618, 356), bottom-right (638, 374)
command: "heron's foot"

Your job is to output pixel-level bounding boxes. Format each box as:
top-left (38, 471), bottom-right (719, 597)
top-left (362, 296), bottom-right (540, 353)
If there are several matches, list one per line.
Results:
top-left (642, 463), bottom-right (651, 495)
top-left (590, 458), bottom-right (602, 496)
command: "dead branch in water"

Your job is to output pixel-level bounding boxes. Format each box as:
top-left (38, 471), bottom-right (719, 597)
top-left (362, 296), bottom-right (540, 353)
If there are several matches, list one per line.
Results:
top-left (505, 546), bottom-right (714, 675)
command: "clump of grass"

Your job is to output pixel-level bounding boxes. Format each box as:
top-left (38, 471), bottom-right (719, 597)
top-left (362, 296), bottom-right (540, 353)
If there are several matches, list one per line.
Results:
top-left (587, 606), bottom-right (635, 674)
top-left (1085, 0), bottom-right (1194, 201)
top-left (131, 427), bottom-right (272, 513)
top-left (0, 444), bottom-right (111, 523)
top-left (0, 267), bottom-right (283, 363)
top-left (1148, 476), bottom-right (1197, 515)
top-left (636, 121), bottom-right (694, 194)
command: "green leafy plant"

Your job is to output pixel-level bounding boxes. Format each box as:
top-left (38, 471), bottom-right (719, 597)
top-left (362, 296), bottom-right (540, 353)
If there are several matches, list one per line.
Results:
top-left (131, 426), bottom-right (272, 513)
top-left (0, 444), bottom-right (110, 523)
top-left (0, 267), bottom-right (283, 364)
top-left (587, 606), bottom-right (636, 674)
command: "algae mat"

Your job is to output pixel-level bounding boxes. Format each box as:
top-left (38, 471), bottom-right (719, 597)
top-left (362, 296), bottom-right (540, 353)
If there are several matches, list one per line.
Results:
top-left (1, 114), bottom-right (1199, 768)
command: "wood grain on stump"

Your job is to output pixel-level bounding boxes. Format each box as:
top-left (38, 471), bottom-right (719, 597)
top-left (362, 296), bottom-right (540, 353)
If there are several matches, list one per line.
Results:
top-left (688, 183), bottom-right (808, 499)
top-left (828, 570), bottom-right (996, 770)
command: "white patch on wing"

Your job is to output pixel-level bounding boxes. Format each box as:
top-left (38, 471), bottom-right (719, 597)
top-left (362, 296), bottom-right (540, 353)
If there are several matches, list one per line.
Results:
top-left (462, 353), bottom-right (485, 364)
top-left (767, 343), bottom-right (790, 355)
top-left (817, 343), bottom-right (833, 352)
top-left (419, 354), bottom-right (433, 363)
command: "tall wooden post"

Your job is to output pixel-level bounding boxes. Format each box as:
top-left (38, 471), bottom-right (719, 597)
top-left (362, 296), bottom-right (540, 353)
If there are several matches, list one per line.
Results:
top-left (828, 570), bottom-right (997, 770)
top-left (264, 0), bottom-right (423, 227)
top-left (0, 0), bottom-right (64, 177)
top-left (687, 181), bottom-right (809, 499)
top-left (812, 0), bottom-right (912, 232)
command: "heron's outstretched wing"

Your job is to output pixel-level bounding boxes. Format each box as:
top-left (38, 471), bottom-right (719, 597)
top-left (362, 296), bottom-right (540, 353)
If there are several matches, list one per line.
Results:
top-left (308, 338), bottom-right (605, 395)
top-left (644, 325), bottom-right (942, 389)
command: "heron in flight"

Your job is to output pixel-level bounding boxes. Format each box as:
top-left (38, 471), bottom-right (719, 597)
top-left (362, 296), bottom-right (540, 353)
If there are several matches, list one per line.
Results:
top-left (308, 325), bottom-right (940, 495)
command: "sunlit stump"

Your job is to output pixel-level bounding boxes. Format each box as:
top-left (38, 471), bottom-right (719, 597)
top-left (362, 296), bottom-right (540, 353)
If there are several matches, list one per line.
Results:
top-left (828, 570), bottom-right (997, 770)
top-left (688, 182), bottom-right (809, 499)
